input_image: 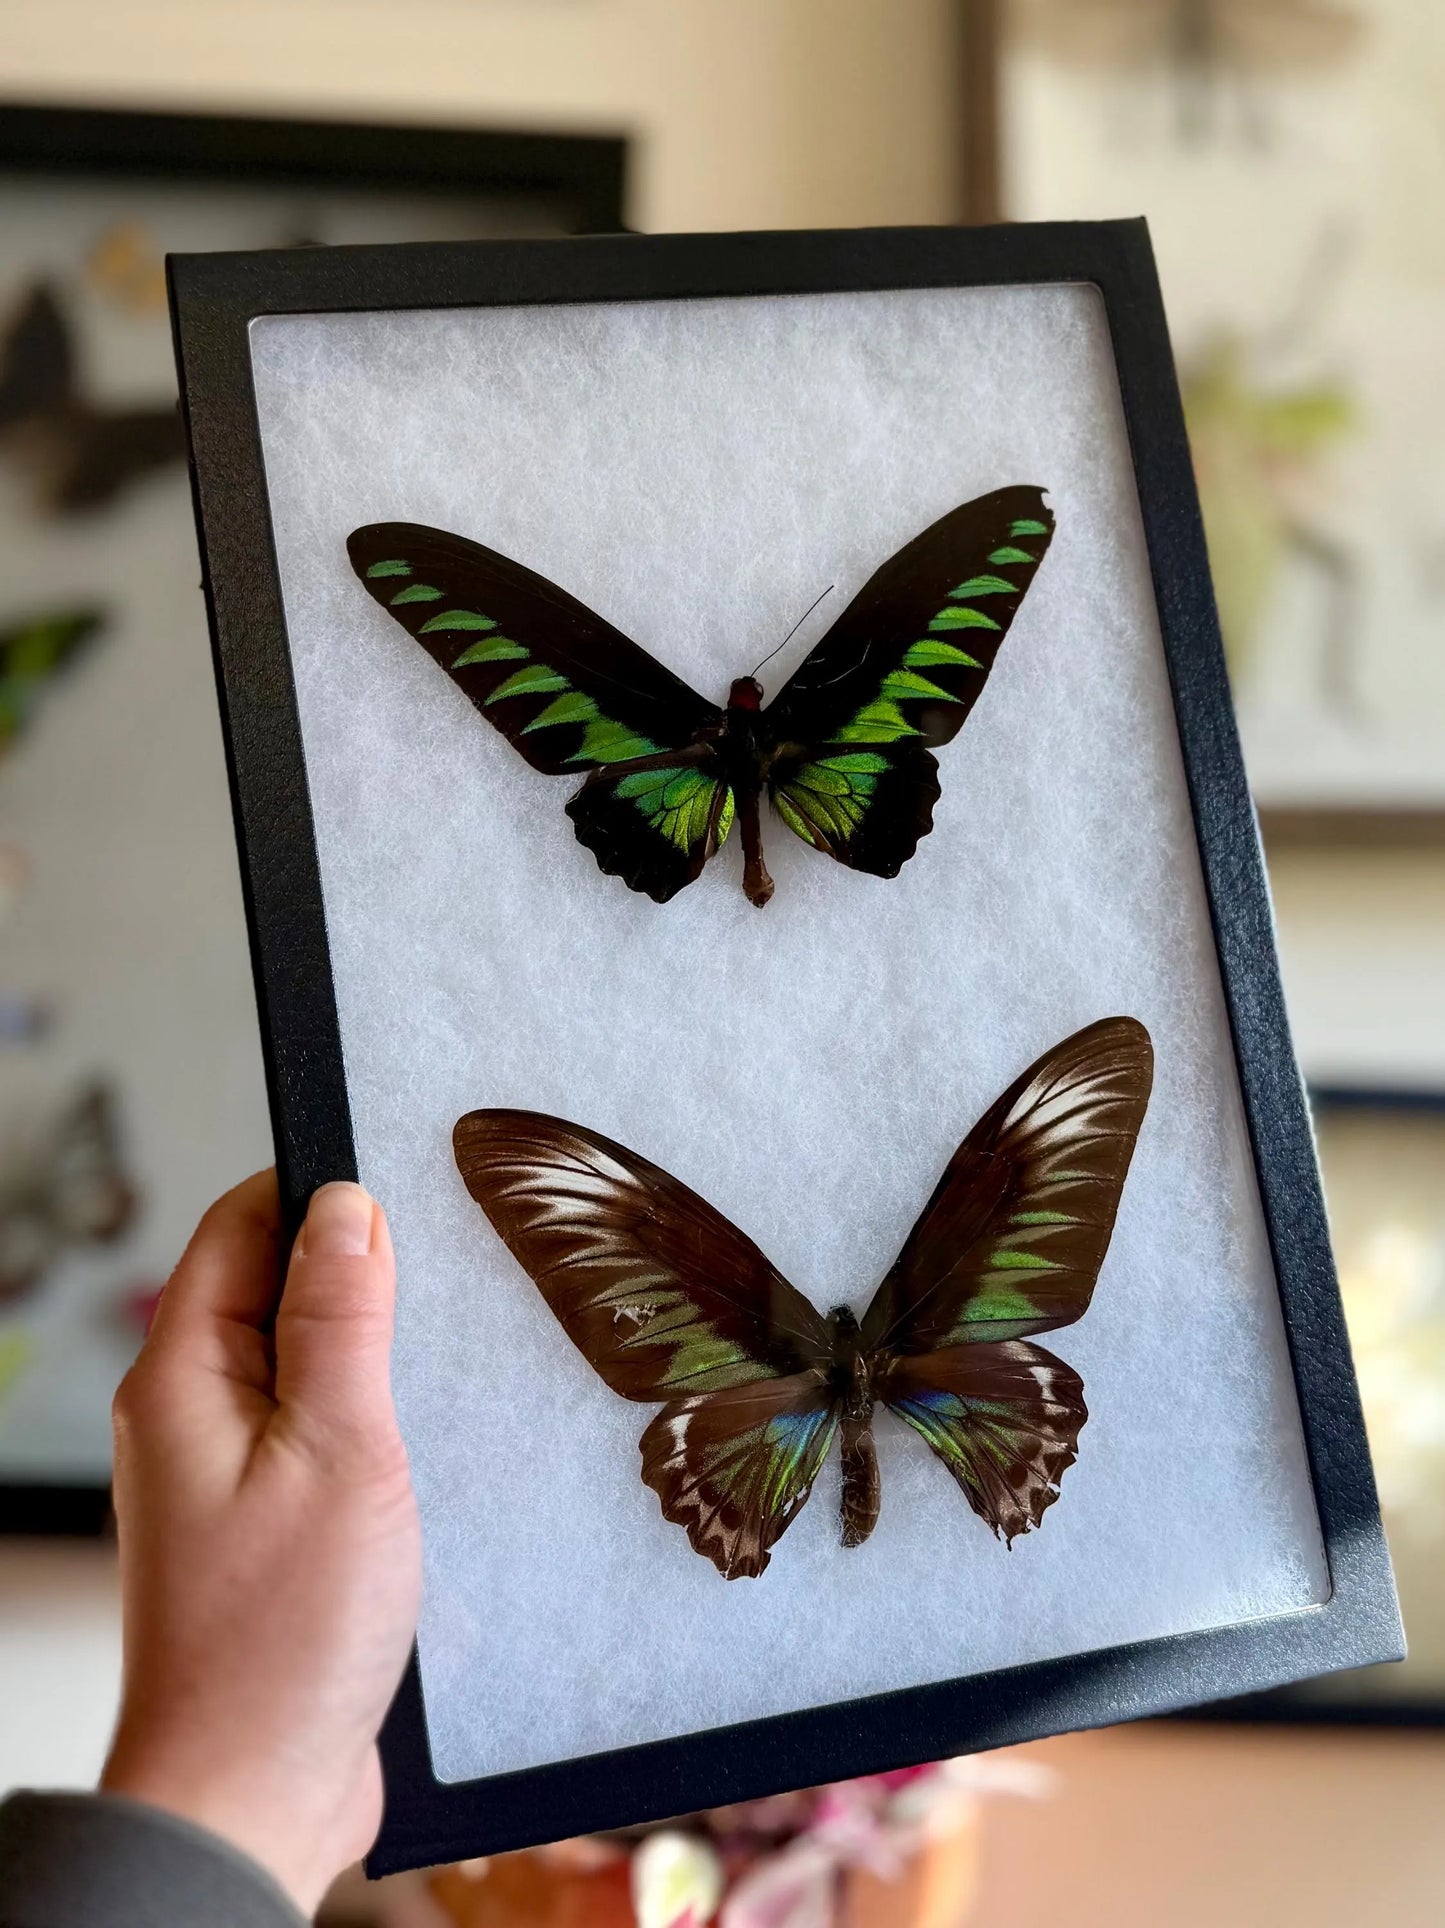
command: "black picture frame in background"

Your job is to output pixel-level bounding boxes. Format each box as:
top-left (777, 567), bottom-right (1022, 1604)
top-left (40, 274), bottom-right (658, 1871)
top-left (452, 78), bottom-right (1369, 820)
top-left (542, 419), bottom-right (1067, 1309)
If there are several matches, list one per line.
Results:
top-left (168, 222), bottom-right (1403, 1875)
top-left (0, 100), bottom-right (626, 1541)
top-left (0, 99), bottom-right (627, 234)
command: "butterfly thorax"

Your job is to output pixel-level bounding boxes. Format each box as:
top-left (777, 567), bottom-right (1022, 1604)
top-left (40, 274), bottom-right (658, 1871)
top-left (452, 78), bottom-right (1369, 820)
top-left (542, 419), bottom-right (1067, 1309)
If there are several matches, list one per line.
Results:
top-left (719, 677), bottom-right (777, 783)
top-left (826, 1304), bottom-right (874, 1422)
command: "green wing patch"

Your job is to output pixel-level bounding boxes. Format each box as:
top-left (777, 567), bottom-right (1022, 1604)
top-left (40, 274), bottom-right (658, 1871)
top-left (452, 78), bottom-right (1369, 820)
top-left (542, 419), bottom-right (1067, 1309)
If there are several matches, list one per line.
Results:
top-left (772, 750), bottom-right (888, 850)
top-left (567, 763), bottom-right (735, 903)
top-left (614, 765), bottom-right (735, 854)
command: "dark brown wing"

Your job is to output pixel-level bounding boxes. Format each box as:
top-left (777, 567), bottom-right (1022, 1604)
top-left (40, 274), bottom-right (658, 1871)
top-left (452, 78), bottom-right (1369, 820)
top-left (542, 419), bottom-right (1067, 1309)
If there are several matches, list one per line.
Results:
top-left (453, 1109), bottom-right (832, 1399)
top-left (861, 1017), bottom-right (1153, 1356)
top-left (640, 1374), bottom-right (839, 1579)
top-left (879, 1342), bottom-right (1086, 1544)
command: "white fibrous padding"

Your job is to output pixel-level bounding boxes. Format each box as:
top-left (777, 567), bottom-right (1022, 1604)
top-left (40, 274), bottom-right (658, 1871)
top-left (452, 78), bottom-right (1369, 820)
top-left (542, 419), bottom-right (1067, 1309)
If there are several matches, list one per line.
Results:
top-left (248, 284), bottom-right (1327, 1784)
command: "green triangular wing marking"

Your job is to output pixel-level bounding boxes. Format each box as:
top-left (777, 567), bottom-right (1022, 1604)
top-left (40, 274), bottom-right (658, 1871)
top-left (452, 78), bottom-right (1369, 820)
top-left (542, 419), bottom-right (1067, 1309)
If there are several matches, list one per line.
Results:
top-left (879, 668), bottom-right (960, 705)
top-left (949, 575), bottom-right (1018, 598)
top-left (522, 691), bottom-right (599, 734)
top-left (451, 637), bottom-right (529, 666)
top-left (365, 559), bottom-right (411, 579)
top-left (419, 610), bottom-right (497, 633)
top-left (389, 583), bottom-right (444, 604)
top-left (988, 546), bottom-right (1035, 566)
top-left (569, 718), bottom-right (660, 764)
top-left (486, 664), bottom-right (569, 704)
top-left (834, 698), bottom-right (919, 744)
top-left (928, 606), bottom-right (1000, 632)
top-left (904, 640), bottom-right (983, 670)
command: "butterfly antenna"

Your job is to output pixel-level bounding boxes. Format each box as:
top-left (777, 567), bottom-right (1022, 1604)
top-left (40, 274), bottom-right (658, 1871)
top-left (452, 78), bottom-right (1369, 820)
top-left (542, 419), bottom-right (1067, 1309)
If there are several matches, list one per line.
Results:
top-left (751, 585), bottom-right (833, 679)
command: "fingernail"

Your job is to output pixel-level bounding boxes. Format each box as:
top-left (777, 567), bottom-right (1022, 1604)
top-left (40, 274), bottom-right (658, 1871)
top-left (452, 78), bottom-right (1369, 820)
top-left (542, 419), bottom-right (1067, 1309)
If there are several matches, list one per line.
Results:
top-left (303, 1182), bottom-right (374, 1258)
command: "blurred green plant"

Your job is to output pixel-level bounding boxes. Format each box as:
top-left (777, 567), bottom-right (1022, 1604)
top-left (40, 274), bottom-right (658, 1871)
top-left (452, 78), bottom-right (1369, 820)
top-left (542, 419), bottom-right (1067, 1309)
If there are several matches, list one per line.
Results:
top-left (0, 608), bottom-right (105, 759)
top-left (1180, 331), bottom-right (1354, 696)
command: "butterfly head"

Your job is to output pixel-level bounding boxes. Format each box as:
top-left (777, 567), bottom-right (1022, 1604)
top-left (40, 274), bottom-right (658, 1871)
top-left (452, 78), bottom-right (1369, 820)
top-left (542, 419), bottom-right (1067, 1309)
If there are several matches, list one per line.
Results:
top-left (727, 675), bottom-right (764, 712)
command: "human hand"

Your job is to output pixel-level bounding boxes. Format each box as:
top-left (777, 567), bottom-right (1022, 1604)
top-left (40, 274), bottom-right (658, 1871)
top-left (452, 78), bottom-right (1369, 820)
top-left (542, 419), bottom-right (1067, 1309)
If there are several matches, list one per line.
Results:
top-left (102, 1173), bottom-right (422, 1916)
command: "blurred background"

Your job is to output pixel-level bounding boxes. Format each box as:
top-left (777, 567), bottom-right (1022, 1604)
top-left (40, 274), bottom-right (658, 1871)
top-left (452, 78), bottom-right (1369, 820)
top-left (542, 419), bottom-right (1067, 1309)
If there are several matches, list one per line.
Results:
top-left (0, 2), bottom-right (1441, 1923)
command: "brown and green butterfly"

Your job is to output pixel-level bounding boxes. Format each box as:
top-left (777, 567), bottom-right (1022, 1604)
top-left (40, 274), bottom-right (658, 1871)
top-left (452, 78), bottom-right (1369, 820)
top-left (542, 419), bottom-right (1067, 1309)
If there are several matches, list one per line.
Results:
top-left (348, 486), bottom-right (1054, 906)
top-left (453, 1016), bottom-right (1152, 1579)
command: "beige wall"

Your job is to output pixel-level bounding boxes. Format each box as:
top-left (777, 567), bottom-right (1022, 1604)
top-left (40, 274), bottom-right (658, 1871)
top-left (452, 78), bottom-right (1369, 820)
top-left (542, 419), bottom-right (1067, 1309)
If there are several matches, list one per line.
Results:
top-left (0, 0), bottom-right (962, 234)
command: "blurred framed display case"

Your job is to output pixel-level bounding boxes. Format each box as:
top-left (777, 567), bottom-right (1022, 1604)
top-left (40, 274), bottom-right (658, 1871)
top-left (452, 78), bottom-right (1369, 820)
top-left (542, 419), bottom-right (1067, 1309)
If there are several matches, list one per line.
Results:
top-left (995, 0), bottom-right (1445, 839)
top-left (172, 218), bottom-right (1399, 1870)
top-left (0, 99), bottom-right (626, 1534)
top-left (1205, 1088), bottom-right (1445, 1726)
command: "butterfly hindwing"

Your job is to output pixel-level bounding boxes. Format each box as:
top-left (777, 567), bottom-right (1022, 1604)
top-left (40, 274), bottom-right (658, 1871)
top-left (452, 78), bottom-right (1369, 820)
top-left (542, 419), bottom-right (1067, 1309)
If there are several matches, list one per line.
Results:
top-left (566, 758), bottom-right (735, 904)
top-left (766, 486), bottom-right (1055, 876)
top-left (878, 1341), bottom-right (1086, 1545)
top-left (453, 1110), bottom-right (832, 1401)
top-left (767, 738), bottom-right (940, 880)
top-left (861, 1017), bottom-right (1153, 1358)
top-left (640, 1374), bottom-right (839, 1579)
top-left (348, 523), bottom-right (720, 779)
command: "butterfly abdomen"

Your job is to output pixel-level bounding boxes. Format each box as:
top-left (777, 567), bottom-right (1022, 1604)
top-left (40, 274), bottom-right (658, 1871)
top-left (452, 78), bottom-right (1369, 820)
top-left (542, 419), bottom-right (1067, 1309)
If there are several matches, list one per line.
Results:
top-left (839, 1413), bottom-right (880, 1548)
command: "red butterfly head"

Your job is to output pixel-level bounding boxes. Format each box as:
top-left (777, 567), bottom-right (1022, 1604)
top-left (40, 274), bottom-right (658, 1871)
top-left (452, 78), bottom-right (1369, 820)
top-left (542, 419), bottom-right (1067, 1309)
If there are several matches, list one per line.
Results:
top-left (727, 675), bottom-right (764, 711)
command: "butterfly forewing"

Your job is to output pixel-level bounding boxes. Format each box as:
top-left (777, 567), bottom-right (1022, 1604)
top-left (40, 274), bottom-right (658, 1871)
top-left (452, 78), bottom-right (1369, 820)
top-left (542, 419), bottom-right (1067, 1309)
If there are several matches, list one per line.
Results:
top-left (348, 522), bottom-right (721, 778)
top-left (862, 1017), bottom-right (1153, 1356)
top-left (640, 1375), bottom-right (840, 1579)
top-left (453, 1110), bottom-right (832, 1400)
top-left (764, 486), bottom-right (1055, 876)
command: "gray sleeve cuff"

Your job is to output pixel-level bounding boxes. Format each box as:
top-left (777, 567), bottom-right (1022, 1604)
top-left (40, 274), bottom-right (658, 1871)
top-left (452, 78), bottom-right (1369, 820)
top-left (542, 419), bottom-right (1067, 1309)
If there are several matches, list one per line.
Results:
top-left (0, 1791), bottom-right (309, 1928)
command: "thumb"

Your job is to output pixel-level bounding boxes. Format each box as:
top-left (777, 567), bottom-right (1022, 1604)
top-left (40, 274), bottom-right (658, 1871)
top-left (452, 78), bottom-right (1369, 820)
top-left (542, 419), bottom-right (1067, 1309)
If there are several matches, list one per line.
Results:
top-left (274, 1182), bottom-right (398, 1461)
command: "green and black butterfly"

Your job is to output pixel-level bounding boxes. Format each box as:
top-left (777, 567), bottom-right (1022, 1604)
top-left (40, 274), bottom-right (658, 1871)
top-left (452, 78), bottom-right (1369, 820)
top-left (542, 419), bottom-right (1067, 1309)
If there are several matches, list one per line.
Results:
top-left (348, 486), bottom-right (1055, 906)
top-left (454, 1016), bottom-right (1152, 1579)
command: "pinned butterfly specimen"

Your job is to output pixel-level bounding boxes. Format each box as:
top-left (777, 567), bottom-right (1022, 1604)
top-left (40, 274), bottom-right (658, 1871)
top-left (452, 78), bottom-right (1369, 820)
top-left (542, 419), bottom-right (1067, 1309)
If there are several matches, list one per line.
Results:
top-left (453, 1016), bottom-right (1152, 1579)
top-left (348, 486), bottom-right (1054, 906)
top-left (1, 607), bottom-right (106, 758)
top-left (0, 281), bottom-right (184, 515)
top-left (0, 1082), bottom-right (138, 1304)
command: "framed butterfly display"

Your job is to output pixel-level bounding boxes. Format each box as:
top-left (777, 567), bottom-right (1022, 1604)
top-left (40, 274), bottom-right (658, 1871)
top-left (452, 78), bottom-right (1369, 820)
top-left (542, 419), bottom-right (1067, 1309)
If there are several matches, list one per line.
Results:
top-left (170, 222), bottom-right (1399, 1873)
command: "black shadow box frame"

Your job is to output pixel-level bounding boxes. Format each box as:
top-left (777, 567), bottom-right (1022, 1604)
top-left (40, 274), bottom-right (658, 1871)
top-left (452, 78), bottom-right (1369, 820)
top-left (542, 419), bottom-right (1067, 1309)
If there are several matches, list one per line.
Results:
top-left (166, 221), bottom-right (1402, 1875)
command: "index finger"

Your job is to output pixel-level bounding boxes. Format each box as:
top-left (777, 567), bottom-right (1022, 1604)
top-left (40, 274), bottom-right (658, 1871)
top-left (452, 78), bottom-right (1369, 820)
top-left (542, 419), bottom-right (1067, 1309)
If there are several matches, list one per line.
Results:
top-left (147, 1169), bottom-right (285, 1347)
